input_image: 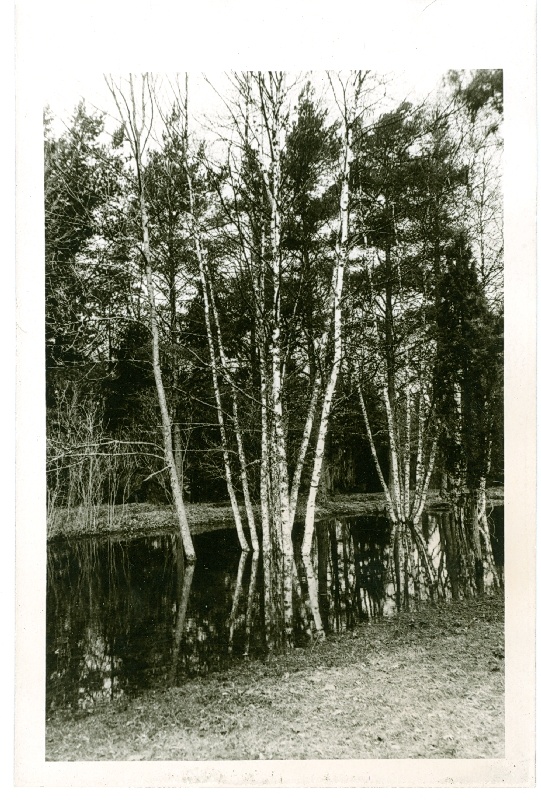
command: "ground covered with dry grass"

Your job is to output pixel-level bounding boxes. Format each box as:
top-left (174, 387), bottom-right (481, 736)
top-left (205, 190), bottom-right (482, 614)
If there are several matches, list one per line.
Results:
top-left (46, 593), bottom-right (504, 761)
top-left (47, 488), bottom-right (504, 539)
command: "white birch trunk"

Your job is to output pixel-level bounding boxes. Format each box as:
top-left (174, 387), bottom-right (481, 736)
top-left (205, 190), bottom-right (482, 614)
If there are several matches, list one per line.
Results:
top-left (260, 75), bottom-right (292, 557)
top-left (302, 555), bottom-right (325, 639)
top-left (207, 276), bottom-right (259, 551)
top-left (182, 119), bottom-right (250, 551)
top-left (356, 379), bottom-right (397, 522)
top-left (244, 552), bottom-right (259, 655)
top-left (383, 385), bottom-right (403, 522)
top-left (109, 75), bottom-right (195, 562)
top-left (228, 551), bottom-right (248, 652)
top-left (302, 352), bottom-right (341, 556)
top-left (477, 476), bottom-right (501, 589)
top-left (259, 340), bottom-right (272, 554)
top-left (412, 431), bottom-right (439, 524)
top-left (199, 265), bottom-right (249, 552)
top-left (477, 475), bottom-right (489, 540)
top-left (413, 392), bottom-right (425, 514)
top-left (302, 108), bottom-right (351, 556)
top-left (403, 358), bottom-right (411, 519)
top-left (269, 236), bottom-right (292, 555)
top-left (254, 220), bottom-right (272, 555)
top-left (286, 370), bottom-right (323, 539)
top-left (282, 553), bottom-right (294, 647)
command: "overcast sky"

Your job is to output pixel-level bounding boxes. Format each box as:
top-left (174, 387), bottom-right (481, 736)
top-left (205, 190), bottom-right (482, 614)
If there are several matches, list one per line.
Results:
top-left (44, 68), bottom-right (448, 142)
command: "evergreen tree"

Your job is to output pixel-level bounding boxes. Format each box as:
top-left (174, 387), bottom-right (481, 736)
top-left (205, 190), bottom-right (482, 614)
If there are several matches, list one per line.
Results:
top-left (434, 231), bottom-right (499, 492)
top-left (45, 102), bottom-right (125, 404)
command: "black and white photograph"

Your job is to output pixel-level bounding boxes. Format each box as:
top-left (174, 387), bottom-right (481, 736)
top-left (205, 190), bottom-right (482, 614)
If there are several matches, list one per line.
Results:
top-left (14, 0), bottom-right (536, 789)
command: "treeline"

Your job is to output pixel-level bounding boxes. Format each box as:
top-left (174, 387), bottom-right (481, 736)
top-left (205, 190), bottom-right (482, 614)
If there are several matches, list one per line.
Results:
top-left (45, 70), bottom-right (503, 560)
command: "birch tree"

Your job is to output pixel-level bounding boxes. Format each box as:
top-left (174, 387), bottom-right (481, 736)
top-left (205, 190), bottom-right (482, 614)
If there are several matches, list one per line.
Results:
top-left (156, 76), bottom-right (260, 552)
top-left (106, 74), bottom-right (195, 561)
top-left (301, 71), bottom-right (368, 555)
top-left (211, 72), bottom-right (332, 644)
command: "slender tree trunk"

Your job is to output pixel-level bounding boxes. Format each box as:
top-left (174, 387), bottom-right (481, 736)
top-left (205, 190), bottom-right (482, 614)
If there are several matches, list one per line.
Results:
top-left (259, 348), bottom-right (272, 554)
top-left (470, 489), bottom-right (484, 593)
top-left (140, 181), bottom-right (195, 561)
top-left (477, 475), bottom-right (490, 541)
top-left (412, 432), bottom-right (439, 524)
top-left (261, 550), bottom-right (274, 651)
top-left (302, 331), bottom-right (342, 555)
top-left (107, 74), bottom-right (195, 560)
top-left (302, 112), bottom-right (351, 556)
top-left (403, 357), bottom-right (411, 518)
top-left (172, 421), bottom-right (184, 490)
top-left (258, 73), bottom-right (292, 559)
top-left (199, 265), bottom-right (249, 552)
top-left (244, 552), bottom-right (259, 655)
top-left (356, 379), bottom-right (397, 521)
top-left (269, 214), bottom-right (292, 556)
top-left (286, 370), bottom-right (322, 539)
top-left (228, 551), bottom-right (248, 652)
top-left (393, 525), bottom-right (402, 612)
top-left (207, 276), bottom-right (259, 551)
top-left (170, 559), bottom-right (195, 681)
top-left (477, 475), bottom-right (501, 589)
top-left (384, 244), bottom-right (396, 499)
top-left (253, 223), bottom-right (272, 556)
top-left (303, 554), bottom-right (325, 639)
top-left (383, 384), bottom-right (403, 521)
top-left (414, 392), bottom-right (425, 506)
top-left (282, 554), bottom-right (294, 647)
top-left (183, 120), bottom-right (249, 551)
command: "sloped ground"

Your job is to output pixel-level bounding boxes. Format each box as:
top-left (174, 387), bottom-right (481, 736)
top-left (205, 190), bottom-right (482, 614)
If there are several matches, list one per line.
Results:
top-left (46, 593), bottom-right (504, 761)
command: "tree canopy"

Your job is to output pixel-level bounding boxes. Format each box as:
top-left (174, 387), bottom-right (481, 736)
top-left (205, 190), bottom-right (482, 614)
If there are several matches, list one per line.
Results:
top-left (45, 71), bottom-right (503, 546)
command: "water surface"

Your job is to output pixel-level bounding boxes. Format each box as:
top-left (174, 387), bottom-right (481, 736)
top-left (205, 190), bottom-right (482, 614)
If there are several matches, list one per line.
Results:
top-left (46, 508), bottom-right (503, 716)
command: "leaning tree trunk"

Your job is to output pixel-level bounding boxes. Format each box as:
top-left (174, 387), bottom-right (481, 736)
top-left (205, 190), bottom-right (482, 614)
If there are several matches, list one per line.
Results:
top-left (207, 276), bottom-right (259, 552)
top-left (107, 74), bottom-right (195, 561)
top-left (181, 89), bottom-right (250, 553)
top-left (170, 558), bottom-right (196, 681)
top-left (302, 304), bottom-right (343, 555)
top-left (287, 368), bottom-right (323, 540)
top-left (199, 264), bottom-right (249, 552)
top-left (139, 191), bottom-right (196, 561)
top-left (356, 379), bottom-right (398, 522)
top-left (302, 105), bottom-right (351, 556)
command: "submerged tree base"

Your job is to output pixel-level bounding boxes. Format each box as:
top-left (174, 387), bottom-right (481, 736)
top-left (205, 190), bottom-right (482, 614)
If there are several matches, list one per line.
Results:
top-left (46, 593), bottom-right (504, 761)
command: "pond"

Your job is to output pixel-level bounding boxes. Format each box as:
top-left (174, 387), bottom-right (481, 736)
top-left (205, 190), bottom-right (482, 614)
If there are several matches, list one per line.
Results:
top-left (46, 508), bottom-right (503, 717)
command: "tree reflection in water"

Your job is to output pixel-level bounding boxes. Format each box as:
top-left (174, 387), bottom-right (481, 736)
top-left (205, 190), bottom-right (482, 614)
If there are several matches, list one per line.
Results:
top-left (47, 508), bottom-right (503, 715)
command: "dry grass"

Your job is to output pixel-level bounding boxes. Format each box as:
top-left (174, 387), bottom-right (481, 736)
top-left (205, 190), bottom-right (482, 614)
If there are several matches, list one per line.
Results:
top-left (47, 488), bottom-right (504, 539)
top-left (46, 593), bottom-right (504, 761)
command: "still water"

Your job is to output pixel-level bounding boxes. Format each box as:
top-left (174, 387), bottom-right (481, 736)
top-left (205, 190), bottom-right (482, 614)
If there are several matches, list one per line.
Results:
top-left (47, 509), bottom-right (503, 716)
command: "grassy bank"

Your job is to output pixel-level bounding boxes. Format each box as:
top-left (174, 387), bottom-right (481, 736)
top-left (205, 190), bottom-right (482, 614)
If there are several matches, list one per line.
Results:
top-left (47, 488), bottom-right (504, 539)
top-left (46, 593), bottom-right (504, 761)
